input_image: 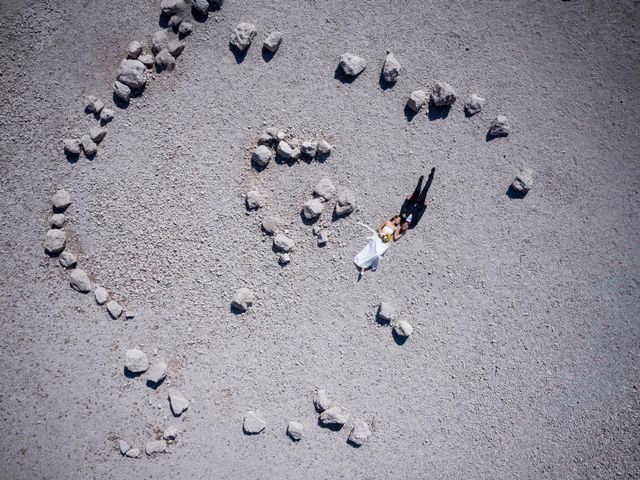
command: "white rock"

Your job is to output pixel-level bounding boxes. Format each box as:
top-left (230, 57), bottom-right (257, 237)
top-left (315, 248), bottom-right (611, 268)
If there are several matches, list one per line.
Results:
top-left (84, 95), bottom-right (104, 114)
top-left (125, 349), bottom-right (149, 373)
top-left (348, 419), bottom-right (372, 446)
top-left (100, 108), bottom-right (114, 123)
top-left (80, 135), bottom-right (97, 156)
top-left (394, 319), bottom-right (413, 337)
top-left (339, 53), bottom-right (367, 76)
top-left (168, 15), bottom-right (183, 30)
top-left (316, 139), bottom-right (332, 156)
top-left (317, 230), bottom-right (328, 246)
top-left (116, 59), bottom-right (146, 90)
top-left (125, 448), bottom-right (141, 458)
top-left (88, 126), bottom-right (106, 144)
top-left (314, 389), bottom-right (336, 412)
top-left (464, 93), bottom-right (485, 116)
top-left (178, 21), bottom-right (193, 37)
top-left (152, 30), bottom-right (169, 54)
top-left (51, 189), bottom-right (72, 210)
top-left (261, 216), bottom-right (279, 235)
top-left (192, 0), bottom-right (209, 16)
top-left (512, 168), bottom-right (534, 193)
top-left (313, 178), bottom-right (336, 200)
top-left (145, 440), bottom-right (167, 455)
top-left (106, 300), bottom-right (123, 319)
top-left (146, 361), bottom-right (168, 384)
top-left (302, 198), bottom-right (324, 220)
top-left (489, 115), bottom-right (511, 137)
top-left (118, 439), bottom-right (131, 455)
top-left (300, 141), bottom-right (318, 158)
top-left (287, 421), bottom-right (303, 441)
top-left (319, 406), bottom-right (349, 426)
top-left (245, 190), bottom-right (262, 209)
top-left (139, 54), bottom-right (154, 68)
top-left (70, 269), bottom-right (92, 293)
top-left (263, 31), bottom-right (282, 52)
top-left (59, 251), bottom-right (77, 268)
top-left (252, 145), bottom-right (272, 167)
top-left (277, 140), bottom-right (300, 160)
top-left (163, 425), bottom-right (179, 440)
top-left (275, 130), bottom-right (286, 141)
top-left (273, 233), bottom-right (295, 252)
top-left (243, 411), bottom-right (266, 434)
top-left (168, 39), bottom-right (185, 58)
top-left (334, 189), bottom-right (355, 217)
top-left (232, 287), bottom-right (254, 312)
top-left (278, 253), bottom-right (290, 265)
top-left (63, 139), bottom-right (81, 156)
top-left (230, 23), bottom-right (257, 51)
top-left (160, 0), bottom-right (186, 15)
top-left (44, 229), bottom-right (66, 254)
top-left (113, 80), bottom-right (131, 103)
top-left (377, 302), bottom-right (395, 322)
top-left (127, 40), bottom-right (143, 59)
top-left (155, 49), bottom-right (176, 71)
top-left (431, 82), bottom-right (457, 107)
top-left (382, 50), bottom-right (401, 83)
top-left (49, 213), bottom-right (66, 228)
top-left (406, 90), bottom-right (427, 112)
top-left (168, 388), bottom-right (189, 416)
top-left (94, 286), bottom-right (108, 305)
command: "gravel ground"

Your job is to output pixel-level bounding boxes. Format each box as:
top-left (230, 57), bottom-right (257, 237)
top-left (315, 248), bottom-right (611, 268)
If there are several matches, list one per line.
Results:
top-left (0, 0), bottom-right (639, 478)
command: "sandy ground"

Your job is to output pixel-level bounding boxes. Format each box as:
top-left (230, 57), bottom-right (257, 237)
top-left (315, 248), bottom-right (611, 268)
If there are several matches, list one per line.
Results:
top-left (0, 0), bottom-right (639, 478)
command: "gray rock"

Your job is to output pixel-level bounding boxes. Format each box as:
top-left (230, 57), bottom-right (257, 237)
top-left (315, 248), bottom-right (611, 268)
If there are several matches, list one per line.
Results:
top-left (243, 411), bottom-right (266, 434)
top-left (192, 0), bottom-right (209, 16)
top-left (232, 287), bottom-right (254, 312)
top-left (89, 126), bottom-right (106, 144)
top-left (125, 448), bottom-right (141, 458)
top-left (334, 189), bottom-right (355, 217)
top-left (302, 198), bottom-right (324, 220)
top-left (512, 168), bottom-right (534, 193)
top-left (230, 23), bottom-right (257, 52)
top-left (273, 233), bottom-right (295, 252)
top-left (127, 40), bottom-right (143, 59)
top-left (145, 440), bottom-right (167, 455)
top-left (275, 130), bottom-right (286, 141)
top-left (317, 230), bottom-right (328, 246)
top-left (51, 189), bottom-right (71, 210)
top-left (406, 90), bottom-right (427, 112)
top-left (257, 132), bottom-right (274, 146)
top-left (313, 178), bottom-right (336, 200)
top-left (84, 95), bottom-right (104, 114)
top-left (163, 425), bottom-right (179, 440)
top-left (94, 286), bottom-right (108, 305)
top-left (339, 53), bottom-right (367, 76)
top-left (278, 253), bottom-right (290, 265)
top-left (49, 213), bottom-right (66, 228)
top-left (245, 190), bottom-right (262, 210)
top-left (300, 141), bottom-right (318, 158)
top-left (59, 251), bottom-right (77, 268)
top-left (124, 311), bottom-right (135, 320)
top-left (117, 59), bottom-right (146, 90)
top-left (70, 269), bottom-right (92, 293)
top-left (377, 302), bottom-right (395, 322)
top-left (168, 388), bottom-right (189, 416)
top-left (160, 0), bottom-right (186, 15)
top-left (252, 145), bottom-right (272, 167)
top-left (464, 93), bottom-right (485, 116)
top-left (382, 50), bottom-right (401, 83)
top-left (138, 54), bottom-right (154, 68)
top-left (394, 319), bottom-right (413, 337)
top-left (431, 82), bottom-right (457, 107)
top-left (277, 140), bottom-right (301, 160)
top-left (261, 216), bottom-right (280, 235)
top-left (100, 108), bottom-right (114, 123)
top-left (348, 419), bottom-right (372, 446)
top-left (263, 31), bottom-right (282, 53)
top-left (106, 300), bottom-right (123, 319)
top-left (152, 30), bottom-right (169, 54)
top-left (155, 49), bottom-right (176, 71)
top-left (146, 361), bottom-right (168, 384)
top-left (125, 349), bottom-right (149, 373)
top-left (63, 139), bottom-right (81, 156)
top-left (118, 439), bottom-right (131, 455)
top-left (80, 135), bottom-right (97, 157)
top-left (168, 14), bottom-right (183, 29)
top-left (489, 115), bottom-right (511, 137)
top-left (168, 39), bottom-right (185, 58)
top-left (287, 421), bottom-right (304, 441)
top-left (113, 80), bottom-right (131, 103)
top-left (319, 406), bottom-right (349, 426)
top-left (316, 139), bottom-right (332, 156)
top-left (44, 229), bottom-right (66, 254)
top-left (178, 21), bottom-right (193, 37)
top-left (313, 389), bottom-right (335, 412)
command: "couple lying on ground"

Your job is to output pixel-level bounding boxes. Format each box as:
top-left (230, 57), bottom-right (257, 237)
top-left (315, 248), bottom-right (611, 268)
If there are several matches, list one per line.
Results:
top-left (354, 167), bottom-right (435, 277)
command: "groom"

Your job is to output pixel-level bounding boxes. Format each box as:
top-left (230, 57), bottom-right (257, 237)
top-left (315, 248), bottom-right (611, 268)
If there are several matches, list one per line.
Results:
top-left (400, 167), bottom-right (435, 230)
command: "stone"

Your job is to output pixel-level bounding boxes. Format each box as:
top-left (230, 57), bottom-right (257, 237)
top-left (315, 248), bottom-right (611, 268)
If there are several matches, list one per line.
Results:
top-left (89, 126), bottom-right (106, 144)
top-left (125, 448), bottom-right (141, 458)
top-left (334, 189), bottom-right (355, 217)
top-left (263, 31), bottom-right (282, 53)
top-left (464, 93), bottom-right (485, 116)
top-left (118, 439), bottom-right (131, 455)
top-left (252, 145), bottom-right (272, 167)
top-left (127, 40), bottom-right (143, 59)
top-left (44, 229), bottom-right (66, 254)
top-left (230, 22), bottom-right (256, 52)
top-left (489, 115), bottom-right (511, 137)
top-left (168, 388), bottom-right (189, 416)
top-left (278, 253), bottom-right (290, 265)
top-left (59, 251), bottom-right (77, 268)
top-left (339, 53), bottom-right (367, 76)
top-left (155, 49), bottom-right (176, 71)
top-left (113, 80), bottom-right (131, 103)
top-left (275, 130), bottom-right (286, 141)
top-left (243, 411), bottom-right (266, 434)
top-left (313, 178), bottom-right (336, 200)
top-left (317, 230), bottom-right (328, 246)
top-left (168, 14), bottom-right (183, 30)
top-left (316, 139), bottom-right (332, 156)
top-left (139, 54), bottom-right (154, 68)
top-left (168, 39), bottom-right (185, 58)
top-left (257, 132), bottom-right (274, 146)
top-left (394, 319), bottom-right (413, 337)
top-left (192, 0), bottom-right (209, 16)
top-left (406, 90), bottom-right (427, 112)
top-left (84, 95), bottom-right (104, 114)
top-left (80, 135), bottom-right (97, 156)
top-left (70, 269), bottom-right (92, 293)
top-left (277, 140), bottom-right (301, 161)
top-left (313, 389), bottom-right (335, 412)
top-left (232, 288), bottom-right (254, 312)
top-left (106, 300), bottom-right (123, 319)
top-left (302, 198), bottom-right (324, 220)
top-left (431, 82), bottom-right (457, 107)
top-left (377, 302), bottom-right (395, 322)
top-left (100, 108), bottom-right (114, 123)
top-left (125, 349), bottom-right (149, 373)
top-left (511, 168), bottom-right (534, 193)
top-left (117, 59), bottom-right (146, 90)
top-left (160, 0), bottom-right (186, 15)
top-left (49, 214), bottom-right (66, 228)
top-left (146, 361), bottom-right (168, 384)
top-left (261, 216), bottom-right (279, 235)
top-left (145, 440), bottom-right (167, 455)
top-left (287, 421), bottom-right (304, 441)
top-left (245, 190), bottom-right (262, 210)
top-left (319, 406), bottom-right (349, 426)
top-left (152, 30), bottom-right (169, 53)
top-left (178, 21), bottom-right (193, 37)
top-left (382, 50), bottom-right (401, 83)
top-left (300, 141), bottom-right (318, 158)
top-left (124, 311), bottom-right (135, 320)
top-left (63, 139), bottom-right (81, 156)
top-left (273, 233), bottom-right (295, 252)
top-left (163, 425), bottom-right (179, 440)
top-left (348, 419), bottom-right (372, 446)
top-left (51, 189), bottom-right (72, 210)
top-left (94, 286), bottom-right (108, 305)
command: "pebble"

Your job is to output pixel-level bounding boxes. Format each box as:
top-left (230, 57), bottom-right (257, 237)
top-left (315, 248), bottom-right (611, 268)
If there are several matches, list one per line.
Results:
top-left (317, 230), bottom-right (328, 246)
top-left (277, 140), bottom-right (301, 161)
top-left (377, 302), bottom-right (395, 322)
top-left (168, 39), bottom-right (185, 58)
top-left (63, 139), bottom-right (81, 157)
top-left (313, 178), bottom-right (336, 200)
top-left (230, 22), bottom-right (256, 52)
top-left (45, 229), bottom-right (66, 254)
top-left (100, 108), bottom-right (114, 123)
top-left (261, 216), bottom-right (280, 235)
top-left (59, 251), bottom-right (77, 268)
top-left (51, 189), bottom-right (72, 210)
top-left (116, 59), bottom-right (146, 90)
top-left (178, 21), bottom-right (193, 37)
top-left (125, 311), bottom-right (135, 320)
top-left (168, 388), bottom-right (189, 416)
top-left (94, 286), bottom-right (108, 305)
top-left (152, 30), bottom-right (169, 54)
top-left (49, 213), bottom-right (66, 228)
top-left (278, 253), bottom-right (290, 265)
top-left (273, 233), bottom-right (295, 252)
top-left (252, 145), bottom-right (272, 167)
top-left (163, 425), bottom-right (179, 440)
top-left (70, 269), bottom-right (91, 292)
top-left (145, 440), bottom-right (168, 455)
top-left (106, 300), bottom-right (123, 319)
top-left (243, 411), bottom-right (266, 434)
top-left (125, 348), bottom-right (149, 373)
top-left (263, 31), bottom-right (282, 53)
top-left (118, 439), bottom-right (131, 455)
top-left (319, 406), bottom-right (349, 426)
top-left (302, 198), bottom-right (324, 220)
top-left (382, 50), bottom-right (401, 83)
top-left (339, 53), bottom-right (367, 76)
top-left (511, 168), bottom-right (534, 193)
top-left (160, 0), bottom-right (185, 15)
top-left (488, 115), bottom-right (511, 137)
top-left (89, 126), bottom-right (106, 144)
top-left (394, 319), bottom-right (413, 337)
top-left (125, 448), bottom-right (141, 458)
top-left (146, 361), bottom-right (168, 384)
top-left (431, 82), bottom-right (457, 107)
top-left (464, 93), bottom-right (485, 116)
top-left (192, 0), bottom-right (209, 16)
top-left (286, 421), bottom-right (304, 441)
top-left (406, 90), bottom-right (427, 112)
top-left (334, 189), bottom-right (355, 217)
top-left (245, 190), bottom-right (262, 210)
top-left (155, 49), bottom-right (176, 71)
top-left (139, 54), bottom-right (154, 68)
top-left (317, 139), bottom-right (332, 156)
top-left (300, 141), bottom-right (318, 158)
top-left (313, 389), bottom-right (335, 412)
top-left (348, 419), bottom-right (372, 446)
top-left (127, 40), bottom-right (143, 59)
top-left (84, 95), bottom-right (104, 114)
top-left (80, 135), bottom-right (97, 156)
top-left (232, 287), bottom-right (254, 312)
top-left (113, 80), bottom-right (131, 103)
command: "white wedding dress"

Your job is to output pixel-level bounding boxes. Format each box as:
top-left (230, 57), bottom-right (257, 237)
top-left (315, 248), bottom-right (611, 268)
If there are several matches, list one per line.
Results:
top-left (354, 225), bottom-right (394, 271)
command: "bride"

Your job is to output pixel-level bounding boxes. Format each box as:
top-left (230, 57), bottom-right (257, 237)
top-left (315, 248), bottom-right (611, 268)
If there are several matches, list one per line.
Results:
top-left (354, 215), bottom-right (404, 276)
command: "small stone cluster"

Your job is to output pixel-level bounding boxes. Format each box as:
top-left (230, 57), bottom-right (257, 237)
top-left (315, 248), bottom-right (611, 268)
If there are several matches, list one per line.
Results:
top-left (251, 127), bottom-right (333, 170)
top-left (377, 302), bottom-right (414, 341)
top-left (229, 22), bottom-right (282, 56)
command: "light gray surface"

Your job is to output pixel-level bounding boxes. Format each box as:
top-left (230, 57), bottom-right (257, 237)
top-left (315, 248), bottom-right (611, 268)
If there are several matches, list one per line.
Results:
top-left (0, 0), bottom-right (639, 479)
